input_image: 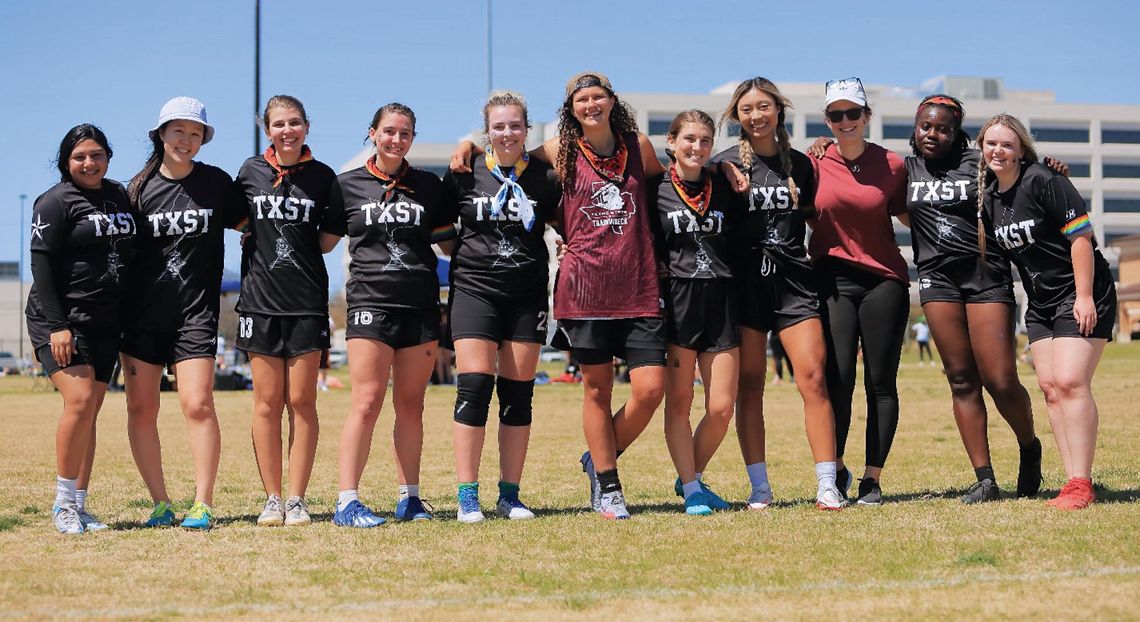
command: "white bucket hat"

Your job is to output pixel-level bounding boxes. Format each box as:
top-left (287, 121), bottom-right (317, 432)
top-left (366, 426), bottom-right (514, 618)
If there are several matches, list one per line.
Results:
top-left (149, 96), bottom-right (215, 144)
top-left (824, 77), bottom-right (868, 108)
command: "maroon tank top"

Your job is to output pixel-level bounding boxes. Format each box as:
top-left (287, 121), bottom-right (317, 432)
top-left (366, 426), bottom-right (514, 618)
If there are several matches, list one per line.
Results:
top-left (553, 133), bottom-right (661, 319)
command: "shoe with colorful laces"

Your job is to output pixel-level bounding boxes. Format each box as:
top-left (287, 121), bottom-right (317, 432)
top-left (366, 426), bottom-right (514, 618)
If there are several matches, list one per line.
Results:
top-left (144, 501), bottom-right (175, 528)
top-left (180, 501), bottom-right (215, 530)
top-left (457, 487), bottom-right (484, 524)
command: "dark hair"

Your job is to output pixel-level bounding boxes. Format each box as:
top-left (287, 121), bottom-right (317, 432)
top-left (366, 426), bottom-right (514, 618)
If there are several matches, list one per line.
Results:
top-left (129, 132), bottom-right (164, 207)
top-left (262, 94), bottom-right (309, 128)
top-left (909, 94), bottom-right (970, 158)
top-left (555, 77), bottom-right (639, 185)
top-left (367, 102), bottom-right (417, 141)
top-left (56, 124), bottom-right (113, 183)
top-left (719, 77), bottom-right (806, 213)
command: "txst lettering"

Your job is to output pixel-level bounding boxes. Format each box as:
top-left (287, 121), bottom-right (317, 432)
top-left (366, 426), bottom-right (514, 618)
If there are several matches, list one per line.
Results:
top-left (360, 201), bottom-right (425, 226)
top-left (86, 212), bottom-right (137, 236)
top-left (666, 209), bottom-right (725, 235)
top-left (472, 196), bottom-right (536, 222)
top-left (909, 180), bottom-right (970, 203)
top-left (252, 195), bottom-right (315, 222)
top-left (994, 219), bottom-right (1037, 249)
top-left (146, 209), bottom-right (214, 236)
top-left (749, 185), bottom-right (794, 211)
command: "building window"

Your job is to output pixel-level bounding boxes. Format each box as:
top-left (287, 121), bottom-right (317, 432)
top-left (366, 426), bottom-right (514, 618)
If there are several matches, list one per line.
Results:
top-left (724, 122), bottom-right (741, 138)
top-left (1103, 163), bottom-right (1140, 179)
top-left (962, 125), bottom-right (983, 140)
top-left (1031, 126), bottom-right (1090, 143)
top-left (1104, 198), bottom-right (1140, 213)
top-left (1102, 127), bottom-right (1140, 144)
top-left (647, 118), bottom-right (673, 136)
top-left (882, 122), bottom-right (913, 140)
top-left (1067, 161), bottom-right (1091, 178)
top-left (0, 261), bottom-right (17, 279)
top-left (804, 121), bottom-right (830, 140)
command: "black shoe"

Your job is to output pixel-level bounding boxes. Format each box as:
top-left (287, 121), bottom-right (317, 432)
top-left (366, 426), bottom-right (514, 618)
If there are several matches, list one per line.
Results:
top-left (1016, 437), bottom-right (1043, 498)
top-left (961, 478), bottom-right (1000, 504)
top-left (856, 478), bottom-right (882, 506)
top-left (836, 467), bottom-right (852, 501)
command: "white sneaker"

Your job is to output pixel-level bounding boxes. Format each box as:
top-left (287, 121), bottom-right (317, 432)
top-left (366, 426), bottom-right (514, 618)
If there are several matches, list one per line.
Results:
top-left (53, 504), bottom-right (84, 535)
top-left (257, 495), bottom-right (285, 526)
top-left (598, 490), bottom-right (630, 520)
top-left (495, 496), bottom-right (536, 520)
top-left (746, 488), bottom-right (773, 510)
top-left (78, 509), bottom-right (109, 531)
top-left (284, 496), bottom-right (311, 526)
top-left (816, 484), bottom-right (847, 511)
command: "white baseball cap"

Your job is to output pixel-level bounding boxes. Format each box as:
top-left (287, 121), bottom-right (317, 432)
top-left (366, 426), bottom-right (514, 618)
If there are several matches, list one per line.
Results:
top-left (824, 77), bottom-right (868, 108)
top-left (149, 96), bottom-right (215, 144)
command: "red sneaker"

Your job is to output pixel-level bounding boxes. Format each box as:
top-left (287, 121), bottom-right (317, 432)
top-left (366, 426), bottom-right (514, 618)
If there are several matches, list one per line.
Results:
top-left (1049, 478), bottom-right (1095, 510)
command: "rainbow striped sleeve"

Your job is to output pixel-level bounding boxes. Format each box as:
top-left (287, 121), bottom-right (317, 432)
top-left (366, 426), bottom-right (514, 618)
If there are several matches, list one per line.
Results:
top-left (431, 223), bottom-right (457, 243)
top-left (1060, 214), bottom-right (1092, 238)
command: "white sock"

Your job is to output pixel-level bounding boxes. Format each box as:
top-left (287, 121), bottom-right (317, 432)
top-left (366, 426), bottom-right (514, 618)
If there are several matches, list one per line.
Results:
top-left (815, 461), bottom-right (837, 491)
top-left (75, 490), bottom-right (88, 512)
top-left (55, 476), bottom-right (77, 508)
top-left (337, 490), bottom-right (359, 512)
top-left (745, 462), bottom-right (770, 494)
top-left (681, 480), bottom-right (702, 499)
top-left (695, 472), bottom-right (703, 482)
top-left (399, 484), bottom-right (419, 500)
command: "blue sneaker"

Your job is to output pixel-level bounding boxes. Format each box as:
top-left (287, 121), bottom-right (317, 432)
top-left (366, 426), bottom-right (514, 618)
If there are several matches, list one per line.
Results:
top-left (180, 501), bottom-right (214, 530)
top-left (683, 491), bottom-right (714, 516)
top-left (673, 477), bottom-right (730, 511)
top-left (332, 499), bottom-right (385, 528)
top-left (580, 451), bottom-right (600, 511)
top-left (144, 501), bottom-right (175, 528)
top-left (394, 496), bottom-right (432, 521)
top-left (456, 487), bottom-right (484, 524)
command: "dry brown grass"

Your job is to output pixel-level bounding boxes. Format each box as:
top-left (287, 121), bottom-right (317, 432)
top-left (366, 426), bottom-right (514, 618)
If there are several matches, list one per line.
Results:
top-left (1, 346), bottom-right (1138, 620)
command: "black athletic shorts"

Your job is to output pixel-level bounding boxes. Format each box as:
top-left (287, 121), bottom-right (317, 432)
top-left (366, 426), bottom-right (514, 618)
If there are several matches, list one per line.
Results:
top-left (551, 317), bottom-right (666, 368)
top-left (737, 254), bottom-right (821, 332)
top-left (236, 313), bottom-right (330, 359)
top-left (449, 287), bottom-right (549, 345)
top-left (120, 326), bottom-right (217, 367)
top-left (664, 278), bottom-right (738, 352)
top-left (918, 259), bottom-right (1015, 305)
top-left (33, 326), bottom-right (119, 384)
top-left (345, 307), bottom-right (440, 350)
top-left (1025, 284), bottom-right (1117, 344)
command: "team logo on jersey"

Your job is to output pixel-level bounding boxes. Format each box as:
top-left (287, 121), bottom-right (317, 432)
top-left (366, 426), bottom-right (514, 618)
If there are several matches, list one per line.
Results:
top-left (148, 188), bottom-right (214, 238)
top-left (492, 237), bottom-right (522, 268)
top-left (164, 249), bottom-right (188, 281)
top-left (935, 215), bottom-right (962, 243)
top-left (30, 215), bottom-right (50, 240)
top-left (580, 182), bottom-right (635, 234)
top-left (920, 277), bottom-right (932, 289)
top-left (910, 180), bottom-right (970, 204)
top-left (382, 226), bottom-right (416, 271)
top-left (103, 249), bottom-right (123, 284)
top-left (994, 219), bottom-right (1037, 250)
top-left (270, 236), bottom-right (298, 270)
top-left (690, 236), bottom-right (714, 278)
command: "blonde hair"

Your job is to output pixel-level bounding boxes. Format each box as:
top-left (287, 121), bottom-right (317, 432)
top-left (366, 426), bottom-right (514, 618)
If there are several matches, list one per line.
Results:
top-left (719, 77), bottom-right (800, 211)
top-left (482, 90), bottom-right (530, 133)
top-left (973, 114), bottom-right (1038, 257)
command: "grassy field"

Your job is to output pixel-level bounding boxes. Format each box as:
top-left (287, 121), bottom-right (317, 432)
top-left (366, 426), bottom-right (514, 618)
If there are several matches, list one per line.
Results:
top-left (1, 345), bottom-right (1139, 620)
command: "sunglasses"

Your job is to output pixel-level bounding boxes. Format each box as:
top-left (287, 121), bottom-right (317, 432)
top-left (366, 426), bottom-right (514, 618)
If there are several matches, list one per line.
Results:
top-left (826, 108), bottom-right (864, 123)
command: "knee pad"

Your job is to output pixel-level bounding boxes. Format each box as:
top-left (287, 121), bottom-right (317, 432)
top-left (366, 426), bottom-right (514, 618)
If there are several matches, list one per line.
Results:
top-left (496, 377), bottom-right (535, 427)
top-left (454, 373), bottom-right (495, 426)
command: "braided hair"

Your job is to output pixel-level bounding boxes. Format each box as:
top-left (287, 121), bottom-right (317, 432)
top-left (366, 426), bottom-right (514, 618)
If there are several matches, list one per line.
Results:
top-left (719, 77), bottom-right (805, 214)
top-left (973, 113), bottom-right (1039, 258)
top-left (555, 75), bottom-right (639, 186)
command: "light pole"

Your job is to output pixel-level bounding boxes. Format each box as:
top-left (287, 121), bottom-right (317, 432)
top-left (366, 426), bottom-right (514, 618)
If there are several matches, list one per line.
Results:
top-left (254, 0), bottom-right (262, 156)
top-left (18, 193), bottom-right (27, 362)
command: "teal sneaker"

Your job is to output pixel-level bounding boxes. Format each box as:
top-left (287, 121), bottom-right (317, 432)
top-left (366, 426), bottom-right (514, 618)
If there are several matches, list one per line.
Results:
top-left (684, 491), bottom-right (714, 516)
top-left (144, 501), bottom-right (175, 528)
top-left (180, 501), bottom-right (214, 530)
top-left (673, 477), bottom-right (730, 511)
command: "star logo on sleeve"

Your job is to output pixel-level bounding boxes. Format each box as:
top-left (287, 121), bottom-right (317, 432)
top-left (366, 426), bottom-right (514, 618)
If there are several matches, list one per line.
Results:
top-left (30, 214), bottom-right (50, 240)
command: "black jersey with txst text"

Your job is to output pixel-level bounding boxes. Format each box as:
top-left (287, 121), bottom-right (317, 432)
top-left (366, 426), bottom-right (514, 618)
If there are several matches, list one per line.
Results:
top-left (440, 154), bottom-right (560, 299)
top-left (650, 172), bottom-right (740, 280)
top-left (233, 154), bottom-right (336, 316)
top-left (905, 148), bottom-right (1009, 275)
top-left (323, 165), bottom-right (450, 312)
top-left (124, 163), bottom-right (239, 333)
top-left (710, 146), bottom-right (816, 271)
top-left (26, 180), bottom-right (137, 345)
top-left (984, 162), bottom-right (1112, 309)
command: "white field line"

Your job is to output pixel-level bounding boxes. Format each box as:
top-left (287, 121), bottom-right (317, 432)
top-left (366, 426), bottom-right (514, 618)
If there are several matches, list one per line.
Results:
top-left (5, 564), bottom-right (1140, 619)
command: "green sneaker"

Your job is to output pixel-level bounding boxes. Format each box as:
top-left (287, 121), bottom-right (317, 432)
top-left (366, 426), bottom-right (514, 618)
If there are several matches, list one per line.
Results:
top-left (144, 501), bottom-right (175, 528)
top-left (180, 501), bottom-right (214, 530)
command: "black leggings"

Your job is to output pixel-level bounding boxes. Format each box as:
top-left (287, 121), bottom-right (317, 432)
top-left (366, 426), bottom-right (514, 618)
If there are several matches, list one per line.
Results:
top-left (821, 263), bottom-right (909, 468)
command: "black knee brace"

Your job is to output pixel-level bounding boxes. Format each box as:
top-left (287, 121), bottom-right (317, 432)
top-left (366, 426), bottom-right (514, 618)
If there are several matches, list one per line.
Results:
top-left (496, 376), bottom-right (535, 427)
top-left (454, 373), bottom-right (495, 427)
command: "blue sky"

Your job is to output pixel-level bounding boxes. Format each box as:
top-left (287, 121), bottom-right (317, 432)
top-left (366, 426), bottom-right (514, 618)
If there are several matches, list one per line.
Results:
top-left (2, 0), bottom-right (1137, 292)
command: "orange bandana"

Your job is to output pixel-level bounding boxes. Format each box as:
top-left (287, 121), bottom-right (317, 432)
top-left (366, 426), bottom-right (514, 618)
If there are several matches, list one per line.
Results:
top-left (264, 145), bottom-right (314, 188)
top-left (669, 165), bottom-right (712, 217)
top-left (577, 135), bottom-right (628, 184)
top-left (365, 156), bottom-right (413, 200)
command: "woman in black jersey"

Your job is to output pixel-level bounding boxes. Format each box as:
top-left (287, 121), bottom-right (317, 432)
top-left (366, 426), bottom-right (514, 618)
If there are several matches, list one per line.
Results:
top-left (652, 110), bottom-right (743, 516)
top-left (978, 114), bottom-right (1116, 510)
top-left (233, 95), bottom-right (339, 527)
top-left (903, 96), bottom-right (1043, 504)
top-left (324, 103), bottom-right (452, 527)
top-left (122, 97), bottom-right (239, 530)
top-left (714, 78), bottom-right (844, 511)
top-left (438, 91), bottom-right (560, 523)
top-left (29, 124), bottom-right (136, 534)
